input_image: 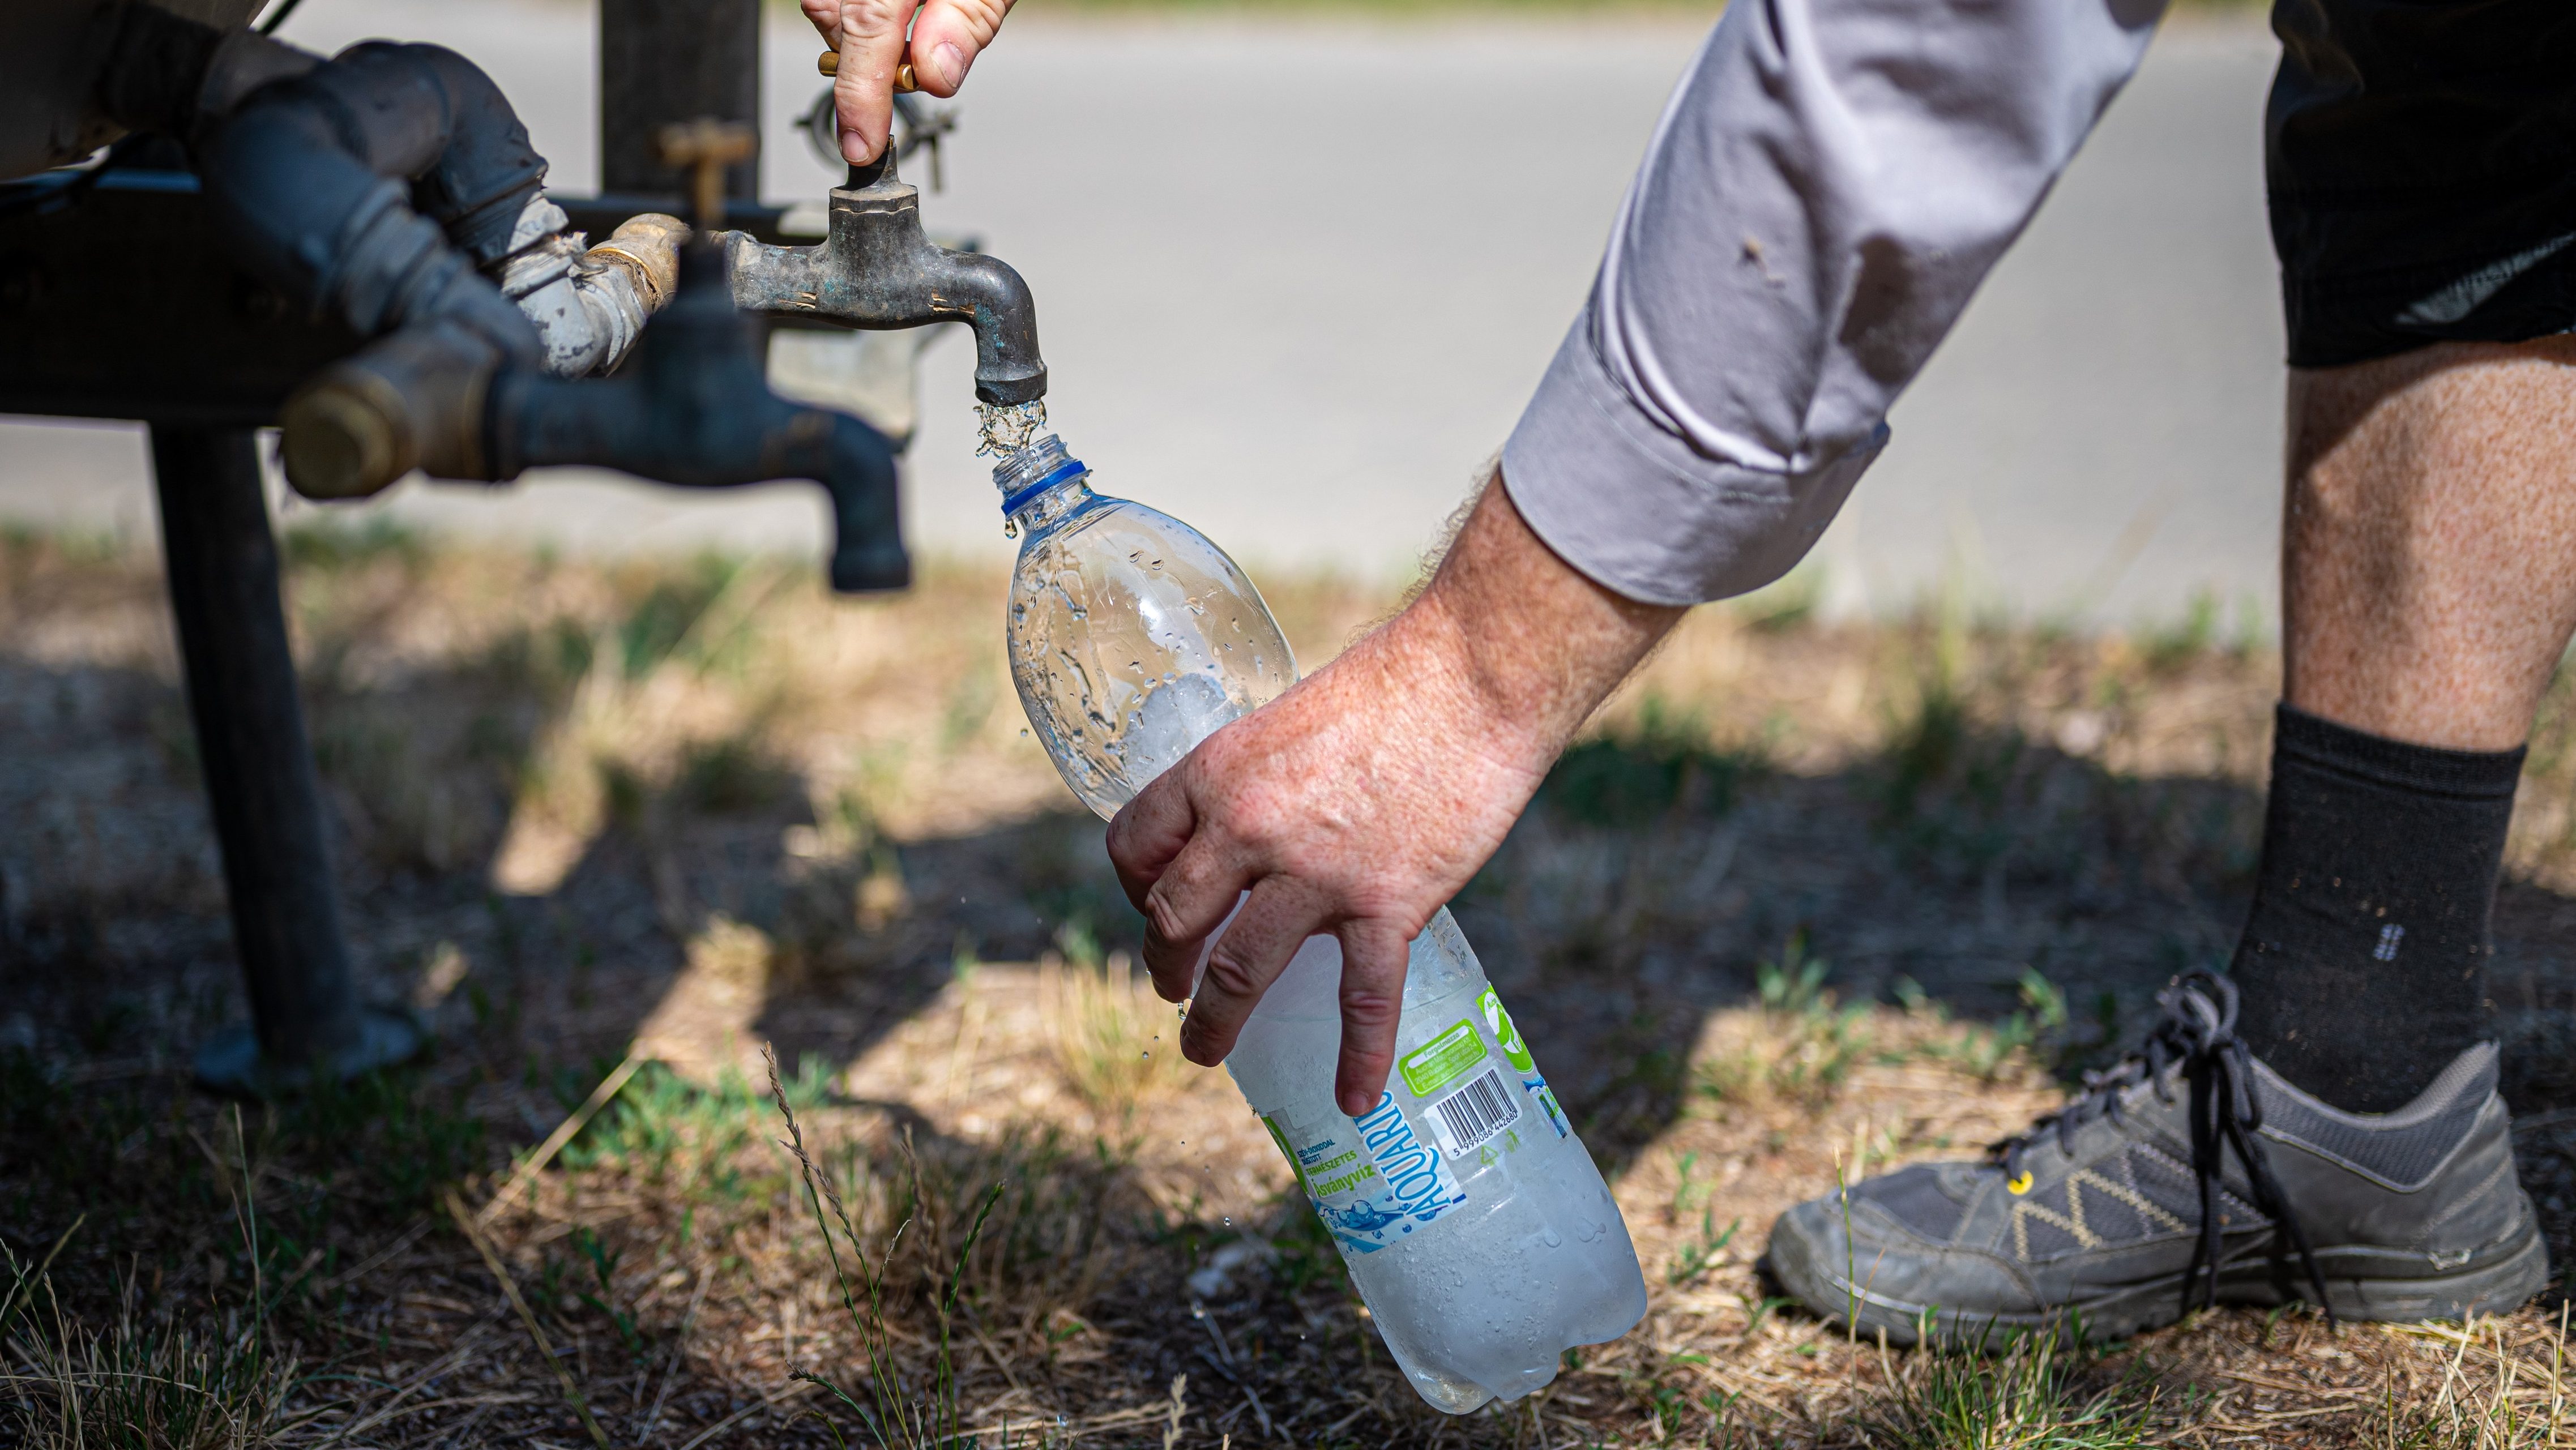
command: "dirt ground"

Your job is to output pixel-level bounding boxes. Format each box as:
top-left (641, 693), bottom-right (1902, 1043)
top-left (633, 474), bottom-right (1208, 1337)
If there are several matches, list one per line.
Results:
top-left (5, 522), bottom-right (2576, 1447)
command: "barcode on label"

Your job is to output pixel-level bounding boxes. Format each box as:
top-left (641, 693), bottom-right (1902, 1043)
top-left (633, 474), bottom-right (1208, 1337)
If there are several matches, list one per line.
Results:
top-left (1427, 1067), bottom-right (1521, 1156)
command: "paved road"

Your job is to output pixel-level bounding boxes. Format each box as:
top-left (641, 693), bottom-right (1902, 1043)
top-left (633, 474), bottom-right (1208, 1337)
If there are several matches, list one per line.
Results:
top-left (0, 6), bottom-right (2284, 626)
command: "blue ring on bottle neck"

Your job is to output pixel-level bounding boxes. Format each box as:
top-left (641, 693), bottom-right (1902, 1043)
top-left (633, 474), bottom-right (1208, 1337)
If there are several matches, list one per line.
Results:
top-left (1000, 457), bottom-right (1087, 516)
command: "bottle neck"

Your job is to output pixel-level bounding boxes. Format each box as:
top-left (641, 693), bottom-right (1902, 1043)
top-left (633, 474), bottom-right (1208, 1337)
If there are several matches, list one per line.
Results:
top-left (993, 433), bottom-right (1093, 533)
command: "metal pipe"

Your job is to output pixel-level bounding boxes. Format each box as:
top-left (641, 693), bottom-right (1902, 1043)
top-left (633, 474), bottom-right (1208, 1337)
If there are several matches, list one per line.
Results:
top-left (199, 41), bottom-right (547, 360)
top-left (150, 424), bottom-right (421, 1092)
top-left (284, 238), bottom-right (910, 591)
top-left (489, 240), bottom-right (912, 591)
top-left (722, 146), bottom-right (1046, 406)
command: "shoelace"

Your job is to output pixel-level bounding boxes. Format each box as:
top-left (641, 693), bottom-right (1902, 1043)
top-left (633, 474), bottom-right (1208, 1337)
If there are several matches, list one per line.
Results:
top-left (1990, 971), bottom-right (2333, 1323)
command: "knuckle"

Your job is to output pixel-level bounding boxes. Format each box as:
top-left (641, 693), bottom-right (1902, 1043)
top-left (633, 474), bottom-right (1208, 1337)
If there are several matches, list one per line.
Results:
top-left (1198, 949), bottom-right (1264, 1003)
top-left (1140, 893), bottom-right (1193, 947)
top-left (1337, 986), bottom-right (1402, 1029)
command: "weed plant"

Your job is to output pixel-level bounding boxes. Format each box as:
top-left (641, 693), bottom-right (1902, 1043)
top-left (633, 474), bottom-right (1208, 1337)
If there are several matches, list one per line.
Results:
top-left (1, 1120), bottom-right (313, 1450)
top-left (1695, 936), bottom-right (1876, 1108)
top-left (1039, 919), bottom-right (1188, 1122)
top-left (1842, 1318), bottom-right (2175, 1449)
top-left (767, 1049), bottom-right (1003, 1450)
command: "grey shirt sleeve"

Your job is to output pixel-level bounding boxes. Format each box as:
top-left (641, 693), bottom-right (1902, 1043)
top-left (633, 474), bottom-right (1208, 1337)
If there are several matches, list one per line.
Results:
top-left (1501, 0), bottom-right (2167, 607)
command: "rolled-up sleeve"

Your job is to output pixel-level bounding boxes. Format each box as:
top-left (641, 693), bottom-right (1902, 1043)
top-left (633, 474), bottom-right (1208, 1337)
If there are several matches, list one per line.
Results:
top-left (1503, 0), bottom-right (2167, 606)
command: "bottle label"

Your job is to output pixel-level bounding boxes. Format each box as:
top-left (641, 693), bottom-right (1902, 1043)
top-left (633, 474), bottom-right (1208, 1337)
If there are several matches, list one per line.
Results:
top-left (1397, 1017), bottom-right (1489, 1097)
top-left (1264, 1092), bottom-right (1467, 1255)
top-left (1422, 1064), bottom-right (1522, 1156)
top-left (1478, 987), bottom-right (1570, 1141)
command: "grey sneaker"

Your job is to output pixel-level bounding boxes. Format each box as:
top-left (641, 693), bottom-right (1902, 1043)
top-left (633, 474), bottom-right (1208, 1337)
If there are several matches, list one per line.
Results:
top-left (1765, 973), bottom-right (2549, 1346)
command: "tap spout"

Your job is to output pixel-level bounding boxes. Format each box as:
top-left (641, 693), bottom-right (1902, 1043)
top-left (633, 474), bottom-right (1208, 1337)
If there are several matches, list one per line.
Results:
top-left (720, 147), bottom-right (1046, 407)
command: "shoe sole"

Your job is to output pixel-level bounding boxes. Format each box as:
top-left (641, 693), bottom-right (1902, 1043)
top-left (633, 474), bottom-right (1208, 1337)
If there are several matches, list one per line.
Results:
top-left (1766, 1194), bottom-right (2552, 1349)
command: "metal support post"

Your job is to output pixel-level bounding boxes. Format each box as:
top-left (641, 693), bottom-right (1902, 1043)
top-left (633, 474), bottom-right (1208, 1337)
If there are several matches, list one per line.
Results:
top-left (600, 0), bottom-right (762, 204)
top-left (150, 425), bottom-right (420, 1092)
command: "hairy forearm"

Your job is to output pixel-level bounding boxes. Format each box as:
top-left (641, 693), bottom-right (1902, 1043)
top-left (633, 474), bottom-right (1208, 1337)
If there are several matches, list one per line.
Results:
top-left (1395, 473), bottom-right (1686, 773)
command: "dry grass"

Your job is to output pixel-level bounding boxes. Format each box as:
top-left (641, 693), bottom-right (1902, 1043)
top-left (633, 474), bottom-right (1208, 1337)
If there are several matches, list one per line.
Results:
top-left (1039, 927), bottom-right (1192, 1125)
top-left (5, 520), bottom-right (2576, 1445)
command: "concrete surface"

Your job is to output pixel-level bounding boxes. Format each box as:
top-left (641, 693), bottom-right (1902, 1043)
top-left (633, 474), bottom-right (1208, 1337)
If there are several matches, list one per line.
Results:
top-left (0, 5), bottom-right (2285, 627)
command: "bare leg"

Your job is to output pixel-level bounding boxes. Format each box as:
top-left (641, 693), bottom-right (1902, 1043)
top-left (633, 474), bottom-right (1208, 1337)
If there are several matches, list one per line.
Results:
top-left (2236, 335), bottom-right (2576, 1109)
top-left (2284, 335), bottom-right (2576, 748)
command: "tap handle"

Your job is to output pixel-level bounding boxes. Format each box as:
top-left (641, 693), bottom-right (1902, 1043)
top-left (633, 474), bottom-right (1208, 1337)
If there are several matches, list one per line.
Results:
top-left (817, 49), bottom-right (919, 92)
top-left (656, 118), bottom-right (758, 232)
top-left (846, 143), bottom-right (899, 191)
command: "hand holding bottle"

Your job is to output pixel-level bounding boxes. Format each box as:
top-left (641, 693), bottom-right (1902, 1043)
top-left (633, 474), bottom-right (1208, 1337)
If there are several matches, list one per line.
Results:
top-left (1107, 478), bottom-right (1685, 1114)
top-left (1107, 613), bottom-right (1553, 1117)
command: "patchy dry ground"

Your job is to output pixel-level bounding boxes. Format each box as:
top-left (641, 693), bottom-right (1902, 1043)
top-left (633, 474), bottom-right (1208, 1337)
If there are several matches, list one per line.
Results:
top-left (5, 521), bottom-right (2576, 1447)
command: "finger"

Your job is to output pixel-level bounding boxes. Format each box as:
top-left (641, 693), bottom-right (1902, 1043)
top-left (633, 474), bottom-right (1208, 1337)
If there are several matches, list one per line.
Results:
top-left (904, 0), bottom-right (1011, 96)
top-left (1331, 919), bottom-right (1410, 1117)
top-left (832, 0), bottom-right (917, 164)
top-left (800, 0), bottom-right (841, 48)
top-left (1105, 766), bottom-right (1198, 913)
top-left (1135, 831), bottom-right (1259, 1004)
top-left (1177, 879), bottom-right (1329, 1067)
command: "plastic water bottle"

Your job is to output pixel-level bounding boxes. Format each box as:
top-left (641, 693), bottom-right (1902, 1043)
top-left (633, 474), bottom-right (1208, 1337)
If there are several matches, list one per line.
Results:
top-left (993, 433), bottom-right (1647, 1413)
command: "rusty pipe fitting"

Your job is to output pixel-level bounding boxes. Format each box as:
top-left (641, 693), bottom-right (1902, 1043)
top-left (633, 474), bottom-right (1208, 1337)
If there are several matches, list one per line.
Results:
top-left (586, 211), bottom-right (687, 311)
top-left (279, 320), bottom-right (503, 497)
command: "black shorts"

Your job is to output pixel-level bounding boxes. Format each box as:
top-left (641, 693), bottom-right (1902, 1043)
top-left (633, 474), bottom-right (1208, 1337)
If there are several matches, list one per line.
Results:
top-left (2267, 0), bottom-right (2576, 367)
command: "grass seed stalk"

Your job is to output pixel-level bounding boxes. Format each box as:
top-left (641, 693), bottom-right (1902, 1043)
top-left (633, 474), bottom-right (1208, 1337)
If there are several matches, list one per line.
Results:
top-left (769, 1045), bottom-right (1003, 1450)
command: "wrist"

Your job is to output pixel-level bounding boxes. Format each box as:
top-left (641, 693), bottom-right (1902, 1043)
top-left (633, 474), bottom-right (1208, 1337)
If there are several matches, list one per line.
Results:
top-left (1389, 585), bottom-right (1567, 779)
top-left (1402, 475), bottom-right (1685, 765)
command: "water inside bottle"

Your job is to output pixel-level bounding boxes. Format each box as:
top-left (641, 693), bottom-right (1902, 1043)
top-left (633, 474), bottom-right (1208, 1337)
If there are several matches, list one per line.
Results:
top-left (992, 436), bottom-right (1295, 816)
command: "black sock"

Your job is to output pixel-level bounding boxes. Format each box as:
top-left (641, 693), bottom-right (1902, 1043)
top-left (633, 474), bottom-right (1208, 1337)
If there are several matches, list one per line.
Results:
top-left (2230, 703), bottom-right (2522, 1113)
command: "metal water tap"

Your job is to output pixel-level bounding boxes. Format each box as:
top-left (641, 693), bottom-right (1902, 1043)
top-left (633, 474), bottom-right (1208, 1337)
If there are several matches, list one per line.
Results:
top-left (719, 144), bottom-right (1046, 405)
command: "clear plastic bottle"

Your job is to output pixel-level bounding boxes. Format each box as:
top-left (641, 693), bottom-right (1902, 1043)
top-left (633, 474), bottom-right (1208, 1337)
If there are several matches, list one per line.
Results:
top-left (994, 434), bottom-right (1647, 1413)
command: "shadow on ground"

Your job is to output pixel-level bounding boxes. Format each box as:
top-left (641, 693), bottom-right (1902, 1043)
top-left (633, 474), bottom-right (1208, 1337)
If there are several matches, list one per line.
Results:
top-left (12, 540), bottom-right (2576, 1444)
